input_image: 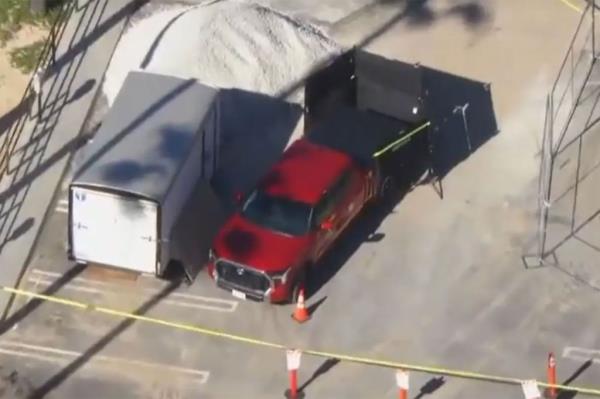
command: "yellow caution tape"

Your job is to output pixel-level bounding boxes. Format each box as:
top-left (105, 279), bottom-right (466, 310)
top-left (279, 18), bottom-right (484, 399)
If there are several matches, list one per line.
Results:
top-left (4, 285), bottom-right (600, 396)
top-left (558, 0), bottom-right (583, 13)
top-left (372, 121), bottom-right (431, 159)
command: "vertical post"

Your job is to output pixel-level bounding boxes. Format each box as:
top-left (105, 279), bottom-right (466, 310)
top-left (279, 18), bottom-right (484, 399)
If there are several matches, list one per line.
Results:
top-left (538, 95), bottom-right (552, 262)
top-left (453, 103), bottom-right (471, 152)
top-left (395, 370), bottom-right (409, 399)
top-left (289, 368), bottom-right (298, 398)
top-left (547, 352), bottom-right (558, 398)
top-left (285, 349), bottom-right (302, 399)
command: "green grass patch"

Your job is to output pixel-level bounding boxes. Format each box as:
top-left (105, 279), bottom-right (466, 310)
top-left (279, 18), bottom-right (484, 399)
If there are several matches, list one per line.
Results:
top-left (9, 39), bottom-right (45, 73)
top-left (1, 0), bottom-right (68, 70)
top-left (0, 0), bottom-right (67, 45)
top-left (0, 28), bottom-right (13, 46)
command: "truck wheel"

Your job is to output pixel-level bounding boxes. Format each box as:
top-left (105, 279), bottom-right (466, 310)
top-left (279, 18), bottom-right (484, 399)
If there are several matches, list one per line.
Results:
top-left (291, 283), bottom-right (302, 305)
top-left (290, 268), bottom-right (309, 304)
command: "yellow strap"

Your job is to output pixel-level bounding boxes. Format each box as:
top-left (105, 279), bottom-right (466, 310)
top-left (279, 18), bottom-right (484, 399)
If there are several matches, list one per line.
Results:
top-left (372, 121), bottom-right (431, 158)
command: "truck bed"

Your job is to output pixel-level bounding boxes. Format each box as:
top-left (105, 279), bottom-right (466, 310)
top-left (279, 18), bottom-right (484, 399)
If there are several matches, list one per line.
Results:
top-left (303, 49), bottom-right (430, 179)
top-left (305, 107), bottom-right (407, 164)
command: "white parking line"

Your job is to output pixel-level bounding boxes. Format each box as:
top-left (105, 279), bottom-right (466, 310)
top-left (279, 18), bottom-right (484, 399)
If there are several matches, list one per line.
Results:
top-left (55, 199), bottom-right (68, 214)
top-left (0, 340), bottom-right (209, 384)
top-left (563, 346), bottom-right (600, 364)
top-left (28, 269), bottom-right (239, 313)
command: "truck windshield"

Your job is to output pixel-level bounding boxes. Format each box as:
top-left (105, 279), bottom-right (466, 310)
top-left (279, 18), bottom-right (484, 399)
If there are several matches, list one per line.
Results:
top-left (241, 190), bottom-right (312, 236)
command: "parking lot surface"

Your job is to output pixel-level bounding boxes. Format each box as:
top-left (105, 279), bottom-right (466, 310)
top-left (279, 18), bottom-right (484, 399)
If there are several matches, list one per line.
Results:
top-left (4, 0), bottom-right (600, 398)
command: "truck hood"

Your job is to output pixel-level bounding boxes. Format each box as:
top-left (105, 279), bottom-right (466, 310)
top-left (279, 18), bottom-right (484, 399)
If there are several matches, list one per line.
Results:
top-left (213, 214), bottom-right (310, 273)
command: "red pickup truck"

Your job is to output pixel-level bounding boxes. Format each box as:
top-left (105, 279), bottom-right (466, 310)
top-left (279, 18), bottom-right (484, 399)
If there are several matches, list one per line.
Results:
top-left (206, 136), bottom-right (388, 302)
top-left (206, 107), bottom-right (429, 303)
top-left (207, 49), bottom-right (430, 303)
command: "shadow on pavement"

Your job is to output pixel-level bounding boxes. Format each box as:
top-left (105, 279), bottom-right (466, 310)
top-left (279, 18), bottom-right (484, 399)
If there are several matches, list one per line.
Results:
top-left (423, 66), bottom-right (498, 179)
top-left (307, 59), bottom-right (498, 298)
top-left (28, 279), bottom-right (181, 398)
top-left (415, 376), bottom-right (445, 398)
top-left (0, 100), bottom-right (31, 142)
top-left (556, 359), bottom-right (593, 399)
top-left (0, 217), bottom-right (35, 254)
top-left (298, 357), bottom-right (340, 393)
top-left (0, 133), bottom-right (92, 204)
top-left (46, 0), bottom-right (147, 78)
top-left (211, 89), bottom-right (302, 204)
top-left (306, 295), bottom-right (327, 316)
top-left (0, 263), bottom-right (86, 336)
top-left (333, 0), bottom-right (490, 33)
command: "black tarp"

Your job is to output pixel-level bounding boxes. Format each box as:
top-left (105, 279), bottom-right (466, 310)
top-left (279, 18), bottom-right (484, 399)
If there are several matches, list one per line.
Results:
top-left (304, 48), bottom-right (425, 133)
top-left (303, 48), bottom-right (498, 180)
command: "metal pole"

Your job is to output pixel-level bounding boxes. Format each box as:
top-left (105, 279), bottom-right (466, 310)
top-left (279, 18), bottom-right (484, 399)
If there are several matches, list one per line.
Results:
top-left (288, 369), bottom-right (298, 398)
top-left (541, 94), bottom-right (554, 260)
top-left (538, 97), bottom-right (548, 262)
top-left (571, 46), bottom-right (575, 110)
top-left (593, 2), bottom-right (596, 60)
top-left (453, 103), bottom-right (471, 152)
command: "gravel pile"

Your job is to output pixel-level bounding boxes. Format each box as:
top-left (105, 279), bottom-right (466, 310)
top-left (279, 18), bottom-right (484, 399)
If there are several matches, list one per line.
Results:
top-left (103, 0), bottom-right (342, 105)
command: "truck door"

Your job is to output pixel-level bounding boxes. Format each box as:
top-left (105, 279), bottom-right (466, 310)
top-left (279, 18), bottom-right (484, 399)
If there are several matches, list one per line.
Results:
top-left (312, 190), bottom-right (337, 260)
top-left (312, 170), bottom-right (353, 259)
top-left (329, 168), bottom-right (357, 235)
top-left (344, 166), bottom-right (367, 220)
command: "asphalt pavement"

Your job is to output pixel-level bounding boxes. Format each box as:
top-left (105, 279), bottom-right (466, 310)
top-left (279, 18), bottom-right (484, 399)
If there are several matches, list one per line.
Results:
top-left (1, 0), bottom-right (599, 398)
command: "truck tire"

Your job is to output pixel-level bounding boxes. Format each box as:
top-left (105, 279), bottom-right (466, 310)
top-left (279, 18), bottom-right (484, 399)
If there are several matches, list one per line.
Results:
top-left (290, 267), bottom-right (309, 304)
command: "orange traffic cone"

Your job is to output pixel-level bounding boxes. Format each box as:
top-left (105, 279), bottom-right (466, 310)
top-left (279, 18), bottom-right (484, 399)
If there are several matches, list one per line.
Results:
top-left (291, 288), bottom-right (310, 323)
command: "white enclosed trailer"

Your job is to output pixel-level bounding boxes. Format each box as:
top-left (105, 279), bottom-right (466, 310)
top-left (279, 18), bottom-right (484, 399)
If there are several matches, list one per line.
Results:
top-left (68, 71), bottom-right (222, 279)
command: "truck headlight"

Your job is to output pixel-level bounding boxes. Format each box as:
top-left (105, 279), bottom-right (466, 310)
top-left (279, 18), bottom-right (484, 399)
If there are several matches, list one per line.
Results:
top-left (270, 268), bottom-right (291, 285)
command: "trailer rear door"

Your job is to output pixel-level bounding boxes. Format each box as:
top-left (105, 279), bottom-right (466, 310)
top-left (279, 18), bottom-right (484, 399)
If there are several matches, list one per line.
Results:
top-left (70, 187), bottom-right (158, 274)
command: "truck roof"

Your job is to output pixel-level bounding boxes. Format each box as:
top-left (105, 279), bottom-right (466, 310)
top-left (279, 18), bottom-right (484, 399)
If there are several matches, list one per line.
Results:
top-left (259, 139), bottom-right (353, 205)
top-left (71, 71), bottom-right (219, 202)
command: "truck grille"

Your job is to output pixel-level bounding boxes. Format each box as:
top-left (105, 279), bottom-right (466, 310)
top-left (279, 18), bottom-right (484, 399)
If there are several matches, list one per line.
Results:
top-left (216, 260), bottom-right (270, 295)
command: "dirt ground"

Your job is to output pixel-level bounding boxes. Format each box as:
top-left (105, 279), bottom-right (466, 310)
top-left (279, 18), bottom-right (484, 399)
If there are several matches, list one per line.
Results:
top-left (0, 25), bottom-right (47, 118)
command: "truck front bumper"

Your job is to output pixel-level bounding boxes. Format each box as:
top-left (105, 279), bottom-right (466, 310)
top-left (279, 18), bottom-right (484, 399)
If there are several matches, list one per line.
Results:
top-left (207, 261), bottom-right (289, 303)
